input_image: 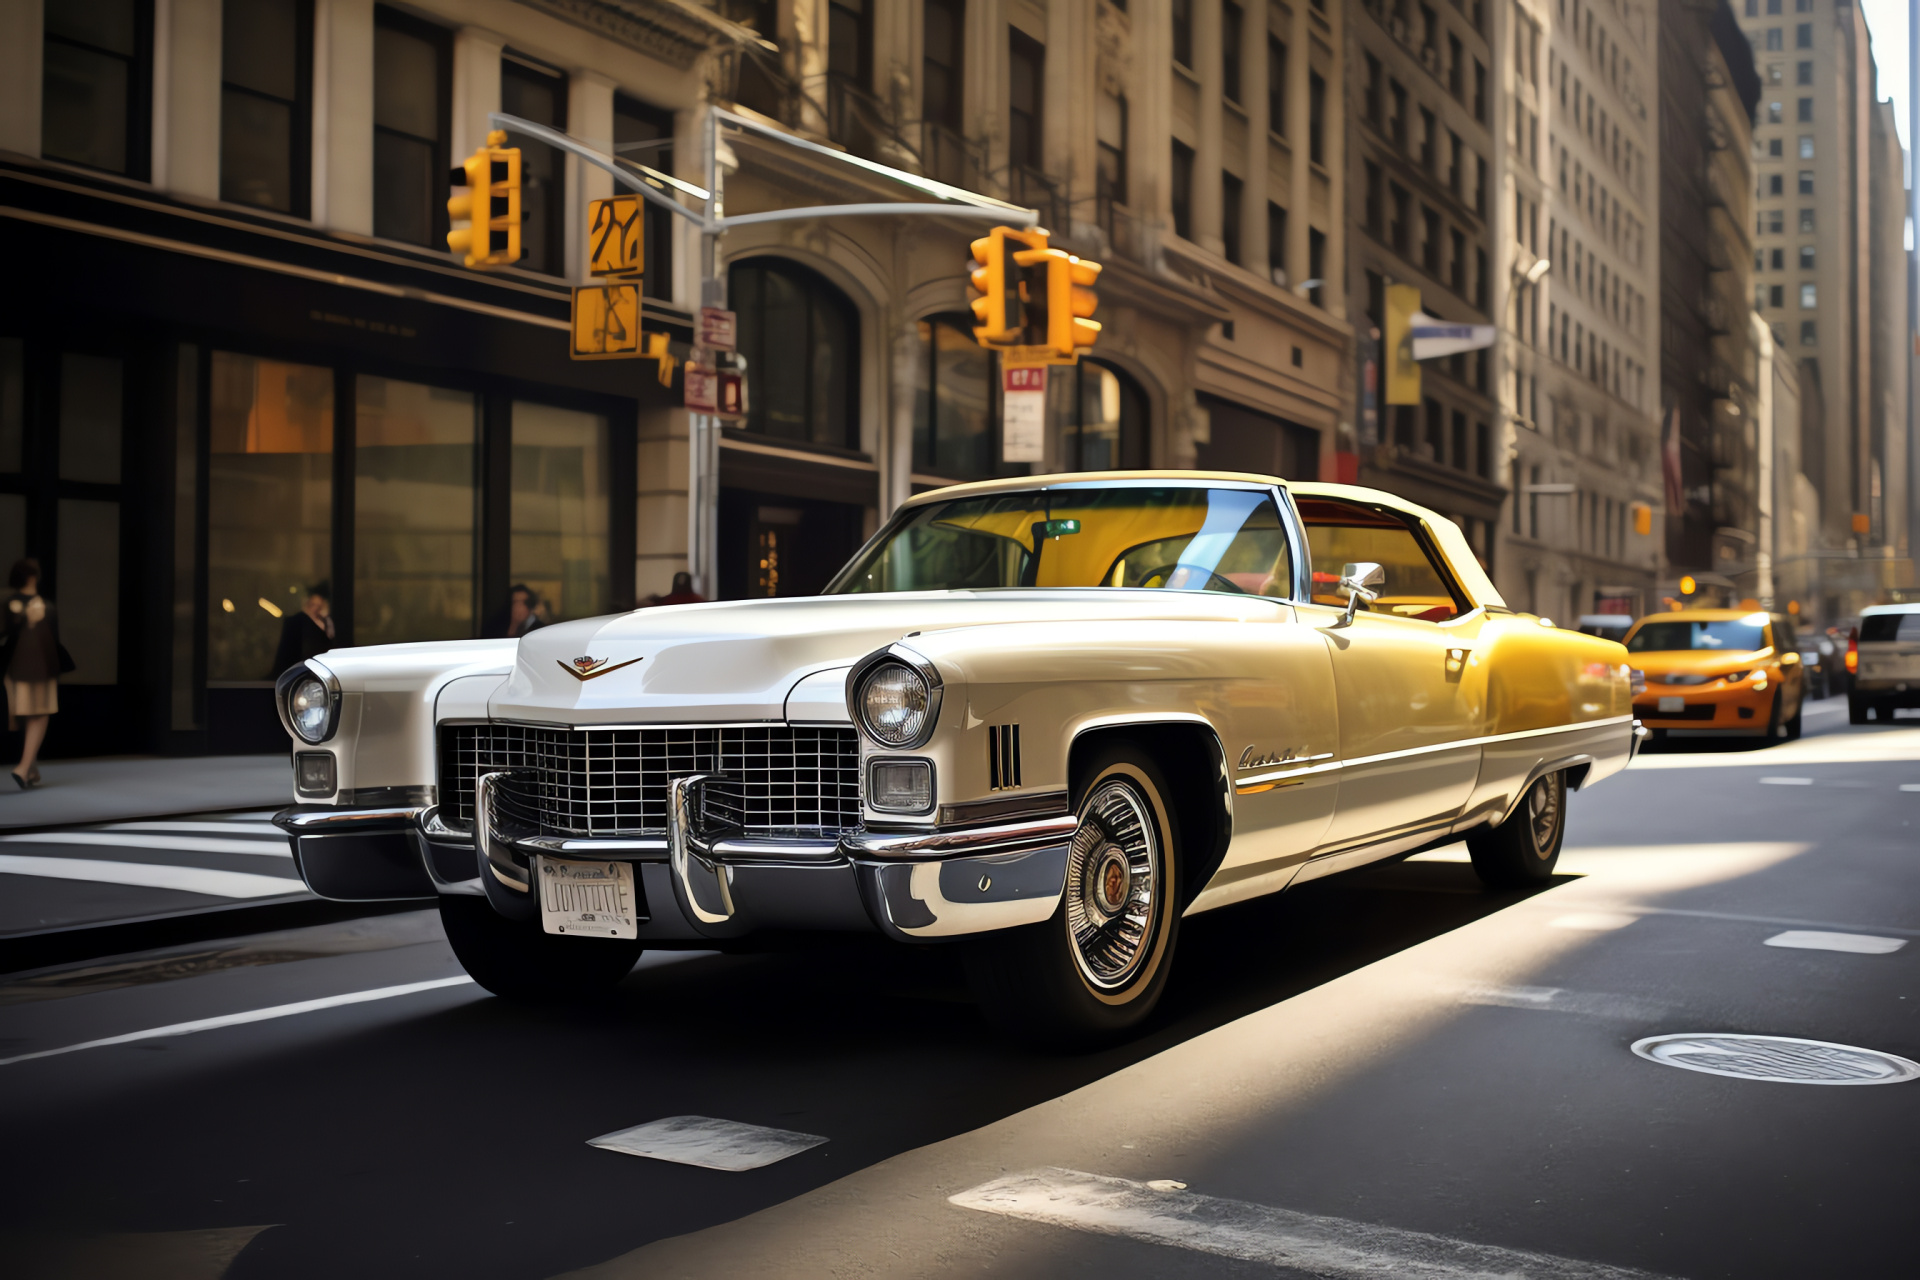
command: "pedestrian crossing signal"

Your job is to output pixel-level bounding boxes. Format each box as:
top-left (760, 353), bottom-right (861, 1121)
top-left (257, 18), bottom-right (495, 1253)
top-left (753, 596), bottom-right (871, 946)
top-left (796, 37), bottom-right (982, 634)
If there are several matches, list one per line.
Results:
top-left (571, 284), bottom-right (640, 360)
top-left (447, 130), bottom-right (521, 269)
top-left (588, 195), bottom-right (644, 278)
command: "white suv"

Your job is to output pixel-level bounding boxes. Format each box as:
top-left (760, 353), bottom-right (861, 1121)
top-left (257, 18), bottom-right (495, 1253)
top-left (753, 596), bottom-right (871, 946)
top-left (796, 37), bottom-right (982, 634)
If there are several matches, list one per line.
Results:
top-left (1849, 603), bottom-right (1920, 723)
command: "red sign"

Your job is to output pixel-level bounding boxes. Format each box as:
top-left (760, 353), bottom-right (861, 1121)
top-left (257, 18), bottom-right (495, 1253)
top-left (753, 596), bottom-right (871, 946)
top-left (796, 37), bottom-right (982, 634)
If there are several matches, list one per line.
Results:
top-left (683, 364), bottom-right (717, 412)
top-left (1003, 365), bottom-right (1047, 394)
top-left (698, 307), bottom-right (737, 352)
top-left (716, 370), bottom-right (745, 418)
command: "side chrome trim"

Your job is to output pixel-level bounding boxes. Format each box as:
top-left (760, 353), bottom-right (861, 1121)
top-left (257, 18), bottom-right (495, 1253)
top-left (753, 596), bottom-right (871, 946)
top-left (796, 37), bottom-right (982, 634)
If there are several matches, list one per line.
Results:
top-left (843, 812), bottom-right (1079, 860)
top-left (1232, 714), bottom-right (1636, 789)
top-left (274, 804), bottom-right (423, 832)
top-left (938, 788), bottom-right (1070, 826)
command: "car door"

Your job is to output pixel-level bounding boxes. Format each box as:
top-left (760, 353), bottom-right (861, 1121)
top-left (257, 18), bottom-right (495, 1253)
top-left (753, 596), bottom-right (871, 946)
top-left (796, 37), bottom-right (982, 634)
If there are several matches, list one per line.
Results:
top-left (1293, 497), bottom-right (1485, 853)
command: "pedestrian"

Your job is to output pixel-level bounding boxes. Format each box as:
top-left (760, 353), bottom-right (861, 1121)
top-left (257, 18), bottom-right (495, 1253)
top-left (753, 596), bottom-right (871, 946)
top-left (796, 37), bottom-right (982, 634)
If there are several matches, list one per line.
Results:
top-left (483, 583), bottom-right (547, 638)
top-left (271, 582), bottom-right (334, 678)
top-left (0, 558), bottom-right (69, 790)
top-left (649, 571), bottom-right (706, 607)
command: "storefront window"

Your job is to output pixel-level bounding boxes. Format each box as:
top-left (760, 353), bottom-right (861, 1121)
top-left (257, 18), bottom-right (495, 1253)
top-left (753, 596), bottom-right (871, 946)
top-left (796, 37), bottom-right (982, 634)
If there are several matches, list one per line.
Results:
top-left (1055, 360), bottom-right (1148, 471)
top-left (730, 258), bottom-right (859, 450)
top-left (355, 377), bottom-right (475, 646)
top-left (511, 402), bottom-right (609, 623)
top-left (208, 352), bottom-right (333, 681)
top-left (912, 314), bottom-right (995, 478)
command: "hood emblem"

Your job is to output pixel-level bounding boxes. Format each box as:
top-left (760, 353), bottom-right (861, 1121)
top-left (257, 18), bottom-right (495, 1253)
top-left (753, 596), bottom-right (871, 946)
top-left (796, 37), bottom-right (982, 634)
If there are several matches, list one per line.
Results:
top-left (558, 654), bottom-right (643, 681)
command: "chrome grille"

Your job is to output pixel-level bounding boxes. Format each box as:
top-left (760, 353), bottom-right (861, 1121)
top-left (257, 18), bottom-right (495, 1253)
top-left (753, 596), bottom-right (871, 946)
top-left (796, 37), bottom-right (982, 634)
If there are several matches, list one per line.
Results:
top-left (437, 723), bottom-right (862, 838)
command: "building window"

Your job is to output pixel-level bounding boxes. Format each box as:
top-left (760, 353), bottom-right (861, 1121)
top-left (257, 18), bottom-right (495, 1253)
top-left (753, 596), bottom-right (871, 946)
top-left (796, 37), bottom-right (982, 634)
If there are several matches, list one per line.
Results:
top-left (614, 95), bottom-right (676, 301)
top-left (220, 0), bottom-right (312, 215)
top-left (1798, 170), bottom-right (1813, 194)
top-left (1799, 245), bottom-right (1815, 269)
top-left (1423, 398), bottom-right (1444, 460)
top-left (1765, 28), bottom-right (1782, 51)
top-left (1308, 71), bottom-right (1326, 165)
top-left (1795, 22), bottom-right (1812, 48)
top-left (1449, 227), bottom-right (1466, 291)
top-left (1269, 202), bottom-right (1289, 283)
top-left (1797, 97), bottom-right (1812, 122)
top-left (1008, 28), bottom-right (1044, 171)
top-left (1268, 35), bottom-right (1288, 136)
top-left (509, 402), bottom-right (611, 624)
top-left (41, 0), bottom-right (151, 178)
top-left (1795, 0), bottom-right (1810, 9)
top-left (1766, 173), bottom-right (1782, 196)
top-left (1172, 0), bottom-right (1193, 68)
top-left (1364, 163), bottom-right (1382, 237)
top-left (1221, 1), bottom-right (1243, 102)
top-left (1057, 361), bottom-right (1149, 471)
top-left (923, 0), bottom-right (965, 130)
top-left (501, 56), bottom-right (567, 275)
top-left (1419, 107), bottom-right (1437, 172)
top-left (1796, 60), bottom-right (1812, 85)
top-left (1770, 247), bottom-right (1784, 268)
top-left (1799, 135), bottom-right (1814, 158)
top-left (913, 314), bottom-right (997, 479)
top-left (1475, 246), bottom-right (1488, 309)
top-left (1769, 284), bottom-right (1784, 307)
top-left (1390, 182), bottom-right (1410, 254)
top-left (1307, 227), bottom-right (1325, 307)
top-left (1767, 0), bottom-right (1781, 11)
top-left (729, 257), bottom-right (860, 451)
top-left (1767, 100), bottom-right (1782, 124)
top-left (1800, 283), bottom-right (1817, 308)
top-left (1221, 172), bottom-right (1244, 264)
top-left (1389, 80), bottom-right (1407, 145)
top-left (1761, 209), bottom-right (1783, 233)
top-left (1422, 208), bottom-right (1442, 273)
top-left (1799, 207), bottom-right (1815, 232)
top-left (828, 0), bottom-right (872, 85)
top-left (1096, 92), bottom-right (1127, 208)
top-left (1365, 53), bottom-right (1382, 126)
top-left (1800, 320), bottom-right (1816, 344)
top-left (1473, 59), bottom-right (1486, 122)
top-left (355, 377), bottom-right (477, 646)
top-left (1743, 0), bottom-right (1755, 13)
top-left (372, 8), bottom-right (449, 248)
top-left (1171, 140), bottom-right (1195, 238)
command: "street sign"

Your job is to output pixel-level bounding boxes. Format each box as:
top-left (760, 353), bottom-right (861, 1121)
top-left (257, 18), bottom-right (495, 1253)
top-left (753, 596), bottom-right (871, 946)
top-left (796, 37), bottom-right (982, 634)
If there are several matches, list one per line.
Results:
top-left (684, 363), bottom-right (717, 412)
top-left (698, 307), bottom-right (737, 351)
top-left (1002, 364), bottom-right (1046, 463)
top-left (587, 195), bottom-right (644, 277)
top-left (570, 284), bottom-right (640, 360)
top-left (1409, 316), bottom-right (1497, 361)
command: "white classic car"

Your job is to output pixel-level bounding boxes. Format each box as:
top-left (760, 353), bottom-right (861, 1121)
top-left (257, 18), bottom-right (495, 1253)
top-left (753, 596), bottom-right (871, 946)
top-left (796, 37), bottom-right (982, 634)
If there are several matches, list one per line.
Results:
top-left (274, 473), bottom-right (1640, 1044)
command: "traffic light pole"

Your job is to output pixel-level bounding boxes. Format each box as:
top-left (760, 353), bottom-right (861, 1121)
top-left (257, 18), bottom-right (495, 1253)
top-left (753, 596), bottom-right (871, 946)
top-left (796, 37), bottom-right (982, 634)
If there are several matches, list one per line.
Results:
top-left (487, 109), bottom-right (1039, 598)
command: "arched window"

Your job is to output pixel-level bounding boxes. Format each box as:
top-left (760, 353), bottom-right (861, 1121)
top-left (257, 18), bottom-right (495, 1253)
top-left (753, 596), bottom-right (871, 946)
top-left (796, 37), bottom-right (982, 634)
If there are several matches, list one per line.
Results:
top-left (1056, 359), bottom-right (1149, 471)
top-left (729, 258), bottom-right (860, 450)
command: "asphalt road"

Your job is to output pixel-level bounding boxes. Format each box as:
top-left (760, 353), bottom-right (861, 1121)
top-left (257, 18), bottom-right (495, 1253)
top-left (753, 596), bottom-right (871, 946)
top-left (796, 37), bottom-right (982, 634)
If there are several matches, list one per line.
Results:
top-left (0, 697), bottom-right (1914, 1279)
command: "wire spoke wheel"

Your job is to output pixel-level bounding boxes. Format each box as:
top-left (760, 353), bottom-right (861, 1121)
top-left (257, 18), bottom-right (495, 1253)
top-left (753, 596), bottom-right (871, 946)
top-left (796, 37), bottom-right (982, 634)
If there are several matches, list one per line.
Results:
top-left (1064, 779), bottom-right (1160, 990)
top-left (1525, 775), bottom-right (1560, 857)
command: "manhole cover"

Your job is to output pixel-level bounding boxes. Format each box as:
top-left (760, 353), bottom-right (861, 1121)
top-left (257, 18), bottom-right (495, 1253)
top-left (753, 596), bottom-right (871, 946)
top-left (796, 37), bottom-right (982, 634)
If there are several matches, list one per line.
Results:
top-left (1632, 1033), bottom-right (1920, 1085)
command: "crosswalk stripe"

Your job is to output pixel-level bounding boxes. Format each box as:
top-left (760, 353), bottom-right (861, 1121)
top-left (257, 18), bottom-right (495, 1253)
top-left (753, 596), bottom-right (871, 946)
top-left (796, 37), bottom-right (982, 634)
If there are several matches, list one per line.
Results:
top-left (952, 1168), bottom-right (1672, 1280)
top-left (0, 831), bottom-right (291, 857)
top-left (0, 854), bottom-right (300, 898)
top-left (0, 976), bottom-right (476, 1068)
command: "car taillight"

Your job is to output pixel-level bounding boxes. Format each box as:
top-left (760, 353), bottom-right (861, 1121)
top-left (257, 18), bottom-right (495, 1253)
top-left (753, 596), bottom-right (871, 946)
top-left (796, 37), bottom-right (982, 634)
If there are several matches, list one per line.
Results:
top-left (1846, 628), bottom-right (1859, 674)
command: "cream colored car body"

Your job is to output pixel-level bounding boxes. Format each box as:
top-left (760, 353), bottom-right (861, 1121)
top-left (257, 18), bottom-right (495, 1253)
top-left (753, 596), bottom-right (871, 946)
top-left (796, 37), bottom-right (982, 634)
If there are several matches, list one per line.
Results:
top-left (275, 473), bottom-right (1635, 943)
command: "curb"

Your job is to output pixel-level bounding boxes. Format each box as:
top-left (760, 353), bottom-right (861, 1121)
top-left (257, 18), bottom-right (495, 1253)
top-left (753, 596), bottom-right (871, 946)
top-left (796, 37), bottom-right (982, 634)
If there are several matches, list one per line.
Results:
top-left (0, 896), bottom-right (432, 975)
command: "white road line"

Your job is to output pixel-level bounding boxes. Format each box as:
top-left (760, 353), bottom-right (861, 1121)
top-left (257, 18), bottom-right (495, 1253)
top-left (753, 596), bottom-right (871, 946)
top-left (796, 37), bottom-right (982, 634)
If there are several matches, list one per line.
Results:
top-left (1764, 930), bottom-right (1907, 955)
top-left (0, 831), bottom-right (291, 857)
top-left (1550, 912), bottom-right (1640, 931)
top-left (952, 1168), bottom-right (1672, 1280)
top-left (0, 854), bottom-right (300, 898)
top-left (588, 1116), bottom-right (829, 1170)
top-left (99, 821), bottom-right (283, 836)
top-left (1900, 784), bottom-right (1920, 792)
top-left (1574, 904), bottom-right (1920, 938)
top-left (1758, 776), bottom-right (1815, 786)
top-left (1455, 984), bottom-right (1667, 1021)
top-left (0, 976), bottom-right (475, 1068)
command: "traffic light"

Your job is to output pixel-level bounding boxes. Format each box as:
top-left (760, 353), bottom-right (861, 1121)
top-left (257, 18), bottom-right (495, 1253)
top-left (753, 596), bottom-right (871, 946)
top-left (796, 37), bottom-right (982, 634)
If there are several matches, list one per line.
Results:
top-left (447, 130), bottom-right (521, 269)
top-left (969, 225), bottom-right (1048, 346)
top-left (1383, 284), bottom-right (1420, 405)
top-left (1018, 247), bottom-right (1101, 359)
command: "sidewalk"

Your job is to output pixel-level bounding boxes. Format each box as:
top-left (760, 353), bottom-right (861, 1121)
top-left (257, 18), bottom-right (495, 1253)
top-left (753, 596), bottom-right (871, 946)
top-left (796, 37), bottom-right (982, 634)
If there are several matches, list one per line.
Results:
top-left (0, 755), bottom-right (293, 831)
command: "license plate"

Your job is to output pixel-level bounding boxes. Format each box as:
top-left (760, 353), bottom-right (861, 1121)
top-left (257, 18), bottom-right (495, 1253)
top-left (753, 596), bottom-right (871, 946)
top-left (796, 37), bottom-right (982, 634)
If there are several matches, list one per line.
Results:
top-left (1658, 696), bottom-right (1685, 713)
top-left (536, 857), bottom-right (638, 939)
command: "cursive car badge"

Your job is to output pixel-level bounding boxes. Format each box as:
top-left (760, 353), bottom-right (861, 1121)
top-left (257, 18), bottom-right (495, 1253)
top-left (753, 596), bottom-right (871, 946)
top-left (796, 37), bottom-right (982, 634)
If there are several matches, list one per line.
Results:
top-left (558, 654), bottom-right (643, 681)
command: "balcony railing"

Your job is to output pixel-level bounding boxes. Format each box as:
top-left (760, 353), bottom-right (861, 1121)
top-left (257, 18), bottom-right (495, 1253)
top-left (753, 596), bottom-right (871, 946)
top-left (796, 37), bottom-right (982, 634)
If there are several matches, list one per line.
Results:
top-left (827, 76), bottom-right (923, 172)
top-left (1009, 164), bottom-right (1065, 233)
top-left (922, 121), bottom-right (985, 191)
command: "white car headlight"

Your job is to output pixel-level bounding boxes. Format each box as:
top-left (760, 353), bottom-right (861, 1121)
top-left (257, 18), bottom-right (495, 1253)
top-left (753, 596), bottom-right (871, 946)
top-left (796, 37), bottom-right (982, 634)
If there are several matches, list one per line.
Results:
top-left (861, 661), bottom-right (931, 746)
top-left (287, 674), bottom-right (332, 743)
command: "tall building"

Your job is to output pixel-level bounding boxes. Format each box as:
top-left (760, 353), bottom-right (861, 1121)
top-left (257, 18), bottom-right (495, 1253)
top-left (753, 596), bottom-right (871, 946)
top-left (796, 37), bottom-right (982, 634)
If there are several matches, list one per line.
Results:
top-left (1344, 0), bottom-right (1507, 564)
top-left (1492, 0), bottom-right (1664, 620)
top-left (1659, 0), bottom-right (1760, 605)
top-left (1736, 0), bottom-right (1910, 617)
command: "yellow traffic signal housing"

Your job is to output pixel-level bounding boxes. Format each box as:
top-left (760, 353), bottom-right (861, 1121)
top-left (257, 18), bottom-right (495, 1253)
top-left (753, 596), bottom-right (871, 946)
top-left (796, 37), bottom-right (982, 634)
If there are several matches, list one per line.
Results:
top-left (1031, 248), bottom-right (1101, 358)
top-left (970, 225), bottom-right (1048, 346)
top-left (1383, 283), bottom-right (1421, 405)
top-left (447, 130), bottom-right (522, 269)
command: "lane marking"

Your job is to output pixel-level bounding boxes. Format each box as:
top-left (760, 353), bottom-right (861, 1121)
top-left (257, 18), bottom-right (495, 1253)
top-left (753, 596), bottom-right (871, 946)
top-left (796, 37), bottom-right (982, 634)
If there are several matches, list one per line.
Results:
top-left (0, 831), bottom-right (291, 858)
top-left (1570, 904), bottom-right (1920, 939)
top-left (588, 1116), bottom-right (829, 1170)
top-left (1900, 784), bottom-right (1920, 792)
top-left (1758, 776), bottom-right (1815, 786)
top-left (952, 1168), bottom-right (1672, 1279)
top-left (1764, 930), bottom-right (1907, 955)
top-left (0, 976), bottom-right (475, 1068)
top-left (98, 820), bottom-right (284, 836)
top-left (1550, 912), bottom-right (1639, 931)
top-left (0, 854), bottom-right (299, 898)
top-left (1456, 984), bottom-right (1667, 1021)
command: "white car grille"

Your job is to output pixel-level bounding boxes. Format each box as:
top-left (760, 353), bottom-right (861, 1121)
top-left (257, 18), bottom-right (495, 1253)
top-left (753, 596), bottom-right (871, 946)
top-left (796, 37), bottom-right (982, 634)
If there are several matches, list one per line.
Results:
top-left (437, 723), bottom-right (863, 838)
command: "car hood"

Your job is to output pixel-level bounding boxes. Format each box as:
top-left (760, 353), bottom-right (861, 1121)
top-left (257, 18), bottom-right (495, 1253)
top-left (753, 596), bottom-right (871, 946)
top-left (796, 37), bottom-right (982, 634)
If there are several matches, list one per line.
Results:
top-left (489, 589), bottom-right (1286, 724)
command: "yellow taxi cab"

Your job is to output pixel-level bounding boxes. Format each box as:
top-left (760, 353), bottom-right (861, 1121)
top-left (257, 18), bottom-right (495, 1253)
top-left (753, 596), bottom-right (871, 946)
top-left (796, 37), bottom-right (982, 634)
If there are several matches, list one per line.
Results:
top-left (1624, 609), bottom-right (1806, 740)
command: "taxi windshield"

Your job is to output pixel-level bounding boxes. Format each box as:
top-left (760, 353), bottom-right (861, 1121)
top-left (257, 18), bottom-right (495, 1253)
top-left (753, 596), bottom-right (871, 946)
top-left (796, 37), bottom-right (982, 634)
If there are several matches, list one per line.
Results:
top-left (1626, 619), bottom-right (1768, 653)
top-left (825, 486), bottom-right (1293, 596)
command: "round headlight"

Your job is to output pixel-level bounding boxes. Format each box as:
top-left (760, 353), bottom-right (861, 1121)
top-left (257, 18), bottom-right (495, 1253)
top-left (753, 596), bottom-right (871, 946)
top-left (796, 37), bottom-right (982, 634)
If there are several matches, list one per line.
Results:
top-left (288, 675), bottom-right (331, 743)
top-left (861, 662), bottom-right (931, 746)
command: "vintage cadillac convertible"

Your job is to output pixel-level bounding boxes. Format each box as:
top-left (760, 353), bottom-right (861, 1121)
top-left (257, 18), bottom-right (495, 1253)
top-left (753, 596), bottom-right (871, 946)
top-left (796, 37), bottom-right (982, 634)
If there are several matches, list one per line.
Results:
top-left (273, 473), bottom-right (1640, 1043)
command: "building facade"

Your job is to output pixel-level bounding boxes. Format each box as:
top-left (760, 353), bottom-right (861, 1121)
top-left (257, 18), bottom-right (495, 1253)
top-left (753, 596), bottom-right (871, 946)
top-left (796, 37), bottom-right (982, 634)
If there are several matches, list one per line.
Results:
top-left (1492, 0), bottom-right (1664, 621)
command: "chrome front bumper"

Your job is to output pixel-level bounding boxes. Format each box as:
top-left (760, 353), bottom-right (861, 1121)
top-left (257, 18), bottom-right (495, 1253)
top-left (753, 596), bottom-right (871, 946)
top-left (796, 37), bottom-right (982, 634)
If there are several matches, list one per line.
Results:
top-left (274, 781), bottom-right (1078, 944)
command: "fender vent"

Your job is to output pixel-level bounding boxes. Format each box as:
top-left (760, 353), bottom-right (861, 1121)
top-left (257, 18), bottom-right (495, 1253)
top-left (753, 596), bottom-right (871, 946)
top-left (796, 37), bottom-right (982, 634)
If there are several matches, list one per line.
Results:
top-left (988, 724), bottom-right (1022, 790)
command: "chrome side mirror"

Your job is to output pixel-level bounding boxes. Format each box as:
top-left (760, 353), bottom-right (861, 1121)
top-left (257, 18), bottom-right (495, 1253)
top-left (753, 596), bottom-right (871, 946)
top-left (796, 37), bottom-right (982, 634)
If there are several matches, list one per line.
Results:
top-left (1334, 561), bottom-right (1384, 627)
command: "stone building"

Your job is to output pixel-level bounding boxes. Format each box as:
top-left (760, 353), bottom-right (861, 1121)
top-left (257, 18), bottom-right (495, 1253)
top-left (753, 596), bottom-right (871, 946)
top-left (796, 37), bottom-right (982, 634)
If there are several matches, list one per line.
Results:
top-left (1491, 0), bottom-right (1664, 621)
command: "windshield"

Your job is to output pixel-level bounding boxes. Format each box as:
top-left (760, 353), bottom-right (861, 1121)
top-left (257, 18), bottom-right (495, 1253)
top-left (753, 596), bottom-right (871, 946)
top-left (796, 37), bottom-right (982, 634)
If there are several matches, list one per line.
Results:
top-left (1626, 618), bottom-right (1769, 653)
top-left (826, 486), bottom-right (1294, 596)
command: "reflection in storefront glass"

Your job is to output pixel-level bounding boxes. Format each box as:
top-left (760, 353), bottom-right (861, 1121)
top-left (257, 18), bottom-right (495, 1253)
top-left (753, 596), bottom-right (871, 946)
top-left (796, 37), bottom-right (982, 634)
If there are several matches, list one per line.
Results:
top-left (913, 316), bottom-right (995, 479)
top-left (355, 377), bottom-right (476, 646)
top-left (511, 402), bottom-right (609, 623)
top-left (208, 352), bottom-right (333, 682)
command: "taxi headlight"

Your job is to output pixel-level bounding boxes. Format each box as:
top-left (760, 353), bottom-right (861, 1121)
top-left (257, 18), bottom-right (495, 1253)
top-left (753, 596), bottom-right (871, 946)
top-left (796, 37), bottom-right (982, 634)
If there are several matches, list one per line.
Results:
top-left (859, 661), bottom-right (933, 747)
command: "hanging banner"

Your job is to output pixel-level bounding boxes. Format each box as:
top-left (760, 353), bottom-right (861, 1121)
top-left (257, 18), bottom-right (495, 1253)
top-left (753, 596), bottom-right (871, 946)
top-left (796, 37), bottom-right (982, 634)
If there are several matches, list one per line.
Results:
top-left (1002, 365), bottom-right (1047, 463)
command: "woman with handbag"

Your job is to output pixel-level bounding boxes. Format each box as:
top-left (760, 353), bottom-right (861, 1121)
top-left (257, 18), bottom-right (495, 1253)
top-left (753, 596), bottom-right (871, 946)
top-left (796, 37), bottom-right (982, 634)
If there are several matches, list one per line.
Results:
top-left (2, 558), bottom-right (67, 790)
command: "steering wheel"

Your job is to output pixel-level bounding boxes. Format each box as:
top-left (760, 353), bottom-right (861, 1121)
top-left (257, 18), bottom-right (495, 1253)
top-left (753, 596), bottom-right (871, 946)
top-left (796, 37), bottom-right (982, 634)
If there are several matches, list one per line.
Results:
top-left (1138, 563), bottom-right (1247, 594)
